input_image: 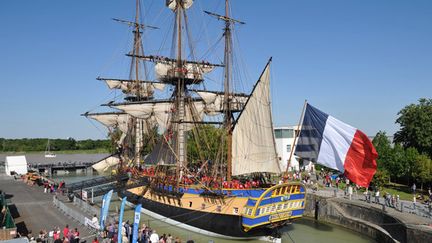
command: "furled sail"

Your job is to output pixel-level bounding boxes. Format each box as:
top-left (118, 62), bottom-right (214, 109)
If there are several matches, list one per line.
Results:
top-left (195, 91), bottom-right (249, 115)
top-left (86, 112), bottom-right (130, 133)
top-left (92, 154), bottom-right (120, 173)
top-left (112, 100), bottom-right (206, 132)
top-left (231, 62), bottom-right (281, 175)
top-left (104, 79), bottom-right (166, 96)
top-left (167, 0), bottom-right (193, 10)
top-left (155, 62), bottom-right (214, 81)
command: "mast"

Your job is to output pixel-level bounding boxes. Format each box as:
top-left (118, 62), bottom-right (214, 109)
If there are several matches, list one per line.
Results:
top-left (204, 1), bottom-right (244, 182)
top-left (224, 0), bottom-right (233, 182)
top-left (175, 0), bottom-right (186, 182)
top-left (133, 0), bottom-right (143, 166)
top-left (111, 0), bottom-right (157, 167)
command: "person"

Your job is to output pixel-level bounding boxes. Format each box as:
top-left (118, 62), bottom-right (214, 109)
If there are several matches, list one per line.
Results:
top-left (124, 220), bottom-right (131, 240)
top-left (91, 214), bottom-right (99, 229)
top-left (107, 223), bottom-right (115, 239)
top-left (53, 227), bottom-right (60, 240)
top-left (92, 237), bottom-right (99, 243)
top-left (412, 183), bottom-right (417, 194)
top-left (347, 185), bottom-right (353, 200)
top-left (73, 228), bottom-right (79, 243)
top-left (149, 230), bottom-right (159, 243)
top-left (63, 225), bottom-right (69, 239)
top-left (166, 234), bottom-right (173, 243)
top-left (374, 190), bottom-right (380, 204)
top-left (364, 189), bottom-right (371, 203)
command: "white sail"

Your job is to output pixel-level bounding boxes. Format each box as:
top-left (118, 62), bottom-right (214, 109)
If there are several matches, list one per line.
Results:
top-left (155, 62), bottom-right (214, 81)
top-left (104, 79), bottom-right (165, 96)
top-left (92, 155), bottom-right (120, 173)
top-left (196, 91), bottom-right (248, 115)
top-left (167, 0), bottom-right (193, 10)
top-left (87, 113), bottom-right (130, 133)
top-left (113, 101), bottom-right (206, 132)
top-left (232, 63), bottom-right (281, 175)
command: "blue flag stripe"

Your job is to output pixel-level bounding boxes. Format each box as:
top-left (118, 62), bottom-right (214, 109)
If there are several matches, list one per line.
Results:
top-left (294, 103), bottom-right (329, 162)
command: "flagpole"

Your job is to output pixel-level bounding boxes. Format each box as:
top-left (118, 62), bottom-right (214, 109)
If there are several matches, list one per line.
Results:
top-left (285, 100), bottom-right (308, 175)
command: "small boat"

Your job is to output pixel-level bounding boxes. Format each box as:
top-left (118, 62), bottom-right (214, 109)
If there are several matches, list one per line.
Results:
top-left (44, 139), bottom-right (56, 158)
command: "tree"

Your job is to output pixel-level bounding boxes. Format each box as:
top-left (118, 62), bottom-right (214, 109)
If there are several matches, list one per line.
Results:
top-left (386, 144), bottom-right (406, 181)
top-left (372, 131), bottom-right (392, 170)
top-left (415, 154), bottom-right (432, 189)
top-left (187, 125), bottom-right (226, 164)
top-left (372, 169), bottom-right (390, 190)
top-left (394, 98), bottom-right (432, 158)
top-left (404, 147), bottom-right (420, 185)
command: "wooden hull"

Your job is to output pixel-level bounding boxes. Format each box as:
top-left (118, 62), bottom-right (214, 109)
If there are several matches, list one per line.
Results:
top-left (120, 190), bottom-right (277, 239)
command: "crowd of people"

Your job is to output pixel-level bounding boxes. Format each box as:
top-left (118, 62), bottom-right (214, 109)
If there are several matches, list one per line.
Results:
top-left (99, 221), bottom-right (188, 243)
top-left (25, 225), bottom-right (80, 243)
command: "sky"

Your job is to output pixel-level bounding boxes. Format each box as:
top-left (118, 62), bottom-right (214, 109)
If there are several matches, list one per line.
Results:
top-left (1, 0), bottom-right (431, 140)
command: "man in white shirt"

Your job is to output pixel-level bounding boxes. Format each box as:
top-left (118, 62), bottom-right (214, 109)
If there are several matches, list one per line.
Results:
top-left (149, 230), bottom-right (159, 243)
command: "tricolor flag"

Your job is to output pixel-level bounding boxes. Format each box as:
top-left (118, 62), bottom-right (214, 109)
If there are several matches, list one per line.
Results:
top-left (294, 104), bottom-right (378, 187)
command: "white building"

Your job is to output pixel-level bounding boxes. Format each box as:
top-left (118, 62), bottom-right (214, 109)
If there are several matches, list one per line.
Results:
top-left (5, 155), bottom-right (28, 176)
top-left (274, 126), bottom-right (314, 172)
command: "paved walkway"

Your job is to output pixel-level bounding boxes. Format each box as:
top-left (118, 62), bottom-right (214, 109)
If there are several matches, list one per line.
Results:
top-left (0, 175), bottom-right (94, 238)
top-left (308, 185), bottom-right (432, 226)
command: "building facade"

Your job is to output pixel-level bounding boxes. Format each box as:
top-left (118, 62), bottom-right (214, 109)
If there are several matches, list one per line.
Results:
top-left (274, 125), bottom-right (314, 172)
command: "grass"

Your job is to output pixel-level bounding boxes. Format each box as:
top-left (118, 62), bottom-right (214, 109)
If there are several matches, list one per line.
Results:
top-left (381, 182), bottom-right (429, 201)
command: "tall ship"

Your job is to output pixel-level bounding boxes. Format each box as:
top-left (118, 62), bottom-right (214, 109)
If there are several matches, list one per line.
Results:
top-left (84, 0), bottom-right (306, 241)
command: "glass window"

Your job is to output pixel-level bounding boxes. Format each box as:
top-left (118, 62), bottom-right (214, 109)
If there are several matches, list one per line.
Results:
top-left (274, 129), bottom-right (282, 138)
top-left (283, 129), bottom-right (294, 138)
top-left (275, 129), bottom-right (294, 138)
top-left (286, 144), bottom-right (291, 152)
top-left (233, 207), bottom-right (239, 214)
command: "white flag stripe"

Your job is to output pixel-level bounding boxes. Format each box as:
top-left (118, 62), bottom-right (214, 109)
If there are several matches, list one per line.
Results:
top-left (317, 116), bottom-right (356, 172)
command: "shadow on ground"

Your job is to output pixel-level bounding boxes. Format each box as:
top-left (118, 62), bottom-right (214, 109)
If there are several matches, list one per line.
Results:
top-left (15, 221), bottom-right (29, 236)
top-left (8, 204), bottom-right (21, 218)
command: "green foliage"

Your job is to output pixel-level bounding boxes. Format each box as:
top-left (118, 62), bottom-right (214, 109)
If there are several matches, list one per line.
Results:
top-left (372, 169), bottom-right (390, 189)
top-left (394, 98), bottom-right (432, 157)
top-left (372, 131), bottom-right (392, 170)
top-left (386, 143), bottom-right (406, 180)
top-left (404, 147), bottom-right (420, 181)
top-left (187, 125), bottom-right (226, 164)
top-left (416, 154), bottom-right (432, 185)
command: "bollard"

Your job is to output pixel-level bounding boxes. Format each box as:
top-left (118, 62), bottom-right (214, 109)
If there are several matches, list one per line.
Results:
top-left (401, 202), bottom-right (404, 213)
top-left (382, 203), bottom-right (386, 212)
top-left (333, 189), bottom-right (337, 197)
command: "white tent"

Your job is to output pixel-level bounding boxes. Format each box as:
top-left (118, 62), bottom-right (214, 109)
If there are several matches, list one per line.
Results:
top-left (5, 156), bottom-right (28, 176)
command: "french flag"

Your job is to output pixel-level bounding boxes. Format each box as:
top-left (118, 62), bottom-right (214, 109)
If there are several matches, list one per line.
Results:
top-left (294, 104), bottom-right (378, 187)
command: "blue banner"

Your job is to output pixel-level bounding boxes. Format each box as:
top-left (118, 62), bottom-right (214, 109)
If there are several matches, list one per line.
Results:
top-left (131, 204), bottom-right (142, 243)
top-left (117, 197), bottom-right (127, 243)
top-left (100, 189), bottom-right (113, 230)
top-left (99, 193), bottom-right (107, 230)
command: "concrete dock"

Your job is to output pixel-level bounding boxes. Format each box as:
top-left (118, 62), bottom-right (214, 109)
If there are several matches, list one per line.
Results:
top-left (0, 174), bottom-right (94, 239)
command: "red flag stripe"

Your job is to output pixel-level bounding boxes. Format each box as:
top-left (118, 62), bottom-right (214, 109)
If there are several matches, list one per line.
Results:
top-left (343, 130), bottom-right (378, 187)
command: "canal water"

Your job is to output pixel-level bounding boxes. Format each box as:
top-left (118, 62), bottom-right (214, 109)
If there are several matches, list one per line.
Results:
top-left (53, 173), bottom-right (374, 243)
